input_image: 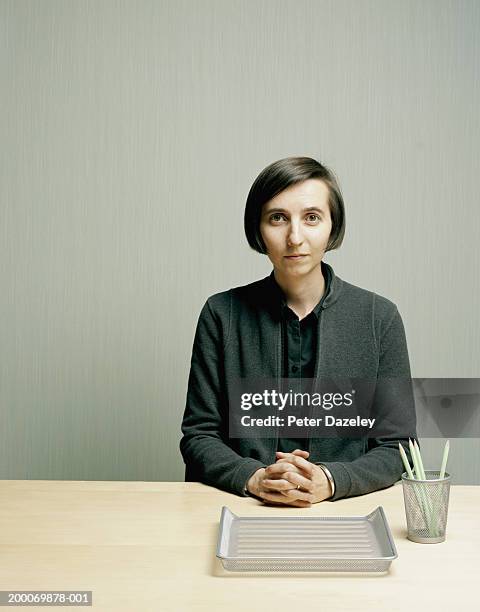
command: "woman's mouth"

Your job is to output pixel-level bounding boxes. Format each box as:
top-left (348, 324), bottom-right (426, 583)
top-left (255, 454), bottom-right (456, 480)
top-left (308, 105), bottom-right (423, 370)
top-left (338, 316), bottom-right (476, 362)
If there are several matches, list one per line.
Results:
top-left (284, 254), bottom-right (308, 260)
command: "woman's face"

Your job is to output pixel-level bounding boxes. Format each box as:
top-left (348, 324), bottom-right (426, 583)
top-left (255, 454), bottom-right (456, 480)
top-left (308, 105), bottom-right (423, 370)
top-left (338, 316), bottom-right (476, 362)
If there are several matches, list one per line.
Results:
top-left (260, 179), bottom-right (333, 279)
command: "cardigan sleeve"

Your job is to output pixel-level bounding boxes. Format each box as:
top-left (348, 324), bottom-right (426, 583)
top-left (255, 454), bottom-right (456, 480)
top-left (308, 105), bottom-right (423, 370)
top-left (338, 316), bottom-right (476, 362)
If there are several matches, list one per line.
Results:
top-left (320, 303), bottom-right (418, 500)
top-left (179, 298), bottom-right (266, 495)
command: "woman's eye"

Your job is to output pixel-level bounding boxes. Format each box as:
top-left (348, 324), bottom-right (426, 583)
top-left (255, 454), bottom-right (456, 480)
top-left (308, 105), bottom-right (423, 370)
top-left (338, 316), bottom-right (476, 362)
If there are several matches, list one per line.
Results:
top-left (306, 214), bottom-right (320, 223)
top-left (270, 213), bottom-right (285, 223)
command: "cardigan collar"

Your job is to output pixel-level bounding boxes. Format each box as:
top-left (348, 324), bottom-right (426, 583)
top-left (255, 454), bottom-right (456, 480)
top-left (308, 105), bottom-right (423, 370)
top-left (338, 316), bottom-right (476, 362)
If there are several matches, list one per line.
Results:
top-left (264, 261), bottom-right (342, 321)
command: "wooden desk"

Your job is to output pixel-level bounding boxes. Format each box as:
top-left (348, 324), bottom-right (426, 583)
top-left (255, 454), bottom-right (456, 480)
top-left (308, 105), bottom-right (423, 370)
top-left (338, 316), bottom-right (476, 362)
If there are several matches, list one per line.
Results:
top-left (0, 481), bottom-right (476, 611)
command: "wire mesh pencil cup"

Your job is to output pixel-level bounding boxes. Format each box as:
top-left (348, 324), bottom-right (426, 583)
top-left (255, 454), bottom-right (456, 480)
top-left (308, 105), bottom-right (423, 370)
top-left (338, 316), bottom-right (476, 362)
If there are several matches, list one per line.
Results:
top-left (401, 470), bottom-right (451, 543)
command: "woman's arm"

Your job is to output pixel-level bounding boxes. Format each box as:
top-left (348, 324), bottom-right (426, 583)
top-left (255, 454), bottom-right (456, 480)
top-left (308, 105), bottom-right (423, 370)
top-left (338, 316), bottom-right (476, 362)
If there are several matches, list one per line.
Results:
top-left (318, 303), bottom-right (417, 500)
top-left (180, 297), bottom-right (265, 495)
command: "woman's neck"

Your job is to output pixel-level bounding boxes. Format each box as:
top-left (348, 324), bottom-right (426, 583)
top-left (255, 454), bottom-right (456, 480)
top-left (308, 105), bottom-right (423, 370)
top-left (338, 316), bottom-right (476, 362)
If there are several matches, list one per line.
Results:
top-left (274, 264), bottom-right (326, 320)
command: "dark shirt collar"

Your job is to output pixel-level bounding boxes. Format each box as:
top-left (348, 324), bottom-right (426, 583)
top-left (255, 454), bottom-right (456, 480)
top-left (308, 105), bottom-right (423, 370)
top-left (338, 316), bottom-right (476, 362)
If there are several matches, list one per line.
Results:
top-left (269, 261), bottom-right (332, 320)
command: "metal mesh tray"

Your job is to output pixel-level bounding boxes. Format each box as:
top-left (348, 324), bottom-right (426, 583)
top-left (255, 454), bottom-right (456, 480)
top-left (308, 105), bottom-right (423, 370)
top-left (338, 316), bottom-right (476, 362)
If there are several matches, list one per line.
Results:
top-left (216, 505), bottom-right (397, 572)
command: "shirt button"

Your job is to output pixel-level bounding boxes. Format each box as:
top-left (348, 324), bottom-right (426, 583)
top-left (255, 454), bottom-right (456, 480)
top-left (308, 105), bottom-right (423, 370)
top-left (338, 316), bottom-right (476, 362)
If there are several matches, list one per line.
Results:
top-left (291, 366), bottom-right (299, 373)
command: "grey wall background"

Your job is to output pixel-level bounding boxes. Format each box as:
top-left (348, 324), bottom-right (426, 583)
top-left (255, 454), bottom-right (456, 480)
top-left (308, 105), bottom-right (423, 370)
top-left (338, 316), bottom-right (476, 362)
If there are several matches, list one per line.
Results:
top-left (1, 0), bottom-right (479, 484)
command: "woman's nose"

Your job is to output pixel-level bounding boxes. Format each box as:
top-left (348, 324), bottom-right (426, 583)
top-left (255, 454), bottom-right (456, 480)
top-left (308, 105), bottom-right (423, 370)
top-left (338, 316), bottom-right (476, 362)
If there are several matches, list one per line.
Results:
top-left (287, 223), bottom-right (304, 246)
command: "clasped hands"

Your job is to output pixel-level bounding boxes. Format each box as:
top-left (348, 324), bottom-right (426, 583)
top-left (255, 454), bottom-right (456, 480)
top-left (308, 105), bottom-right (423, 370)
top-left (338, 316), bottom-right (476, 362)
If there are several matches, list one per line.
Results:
top-left (246, 449), bottom-right (332, 507)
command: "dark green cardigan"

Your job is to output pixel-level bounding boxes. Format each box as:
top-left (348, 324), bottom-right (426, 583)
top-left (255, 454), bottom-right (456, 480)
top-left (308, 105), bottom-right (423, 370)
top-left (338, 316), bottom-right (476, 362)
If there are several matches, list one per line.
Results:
top-left (180, 262), bottom-right (416, 500)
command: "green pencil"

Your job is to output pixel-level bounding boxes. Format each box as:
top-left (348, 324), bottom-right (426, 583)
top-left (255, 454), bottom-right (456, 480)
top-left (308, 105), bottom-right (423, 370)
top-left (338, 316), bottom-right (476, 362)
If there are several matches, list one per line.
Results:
top-left (399, 443), bottom-right (414, 479)
top-left (409, 439), bottom-right (421, 478)
top-left (414, 439), bottom-right (427, 480)
top-left (439, 440), bottom-right (450, 479)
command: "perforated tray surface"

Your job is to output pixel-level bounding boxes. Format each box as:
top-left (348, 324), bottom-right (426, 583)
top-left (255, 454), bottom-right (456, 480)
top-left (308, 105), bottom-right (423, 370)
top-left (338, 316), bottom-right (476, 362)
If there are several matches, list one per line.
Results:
top-left (216, 506), bottom-right (397, 572)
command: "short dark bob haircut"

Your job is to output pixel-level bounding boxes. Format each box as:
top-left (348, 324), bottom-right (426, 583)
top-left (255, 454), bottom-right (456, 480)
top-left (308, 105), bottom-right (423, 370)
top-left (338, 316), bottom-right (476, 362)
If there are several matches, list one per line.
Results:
top-left (244, 156), bottom-right (345, 254)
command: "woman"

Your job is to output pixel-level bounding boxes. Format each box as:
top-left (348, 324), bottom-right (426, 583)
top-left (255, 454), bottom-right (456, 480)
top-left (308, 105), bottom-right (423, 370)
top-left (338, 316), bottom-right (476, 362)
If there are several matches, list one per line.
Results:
top-left (180, 156), bottom-right (415, 507)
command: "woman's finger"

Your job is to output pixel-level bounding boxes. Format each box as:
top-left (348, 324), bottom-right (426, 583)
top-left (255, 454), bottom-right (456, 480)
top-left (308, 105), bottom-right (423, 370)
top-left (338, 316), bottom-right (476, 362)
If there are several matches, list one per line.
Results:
top-left (265, 462), bottom-right (306, 478)
top-left (281, 470), bottom-right (314, 492)
top-left (276, 454), bottom-right (313, 475)
top-left (293, 448), bottom-right (310, 457)
top-left (261, 489), bottom-right (312, 507)
top-left (276, 449), bottom-right (310, 459)
top-left (280, 487), bottom-right (314, 503)
top-left (262, 478), bottom-right (293, 491)
top-left (265, 470), bottom-right (313, 492)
